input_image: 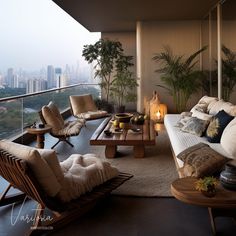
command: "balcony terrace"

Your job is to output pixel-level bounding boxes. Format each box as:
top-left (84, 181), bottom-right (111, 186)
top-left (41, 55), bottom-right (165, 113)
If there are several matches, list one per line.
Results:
top-left (0, 84), bottom-right (235, 236)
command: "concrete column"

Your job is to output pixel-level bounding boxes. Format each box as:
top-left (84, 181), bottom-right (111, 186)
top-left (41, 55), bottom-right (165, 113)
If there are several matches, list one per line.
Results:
top-left (217, 3), bottom-right (222, 99)
top-left (136, 21), bottom-right (144, 113)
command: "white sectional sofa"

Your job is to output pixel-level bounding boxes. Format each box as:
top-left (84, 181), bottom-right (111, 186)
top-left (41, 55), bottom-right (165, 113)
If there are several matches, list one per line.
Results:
top-left (164, 96), bottom-right (236, 175)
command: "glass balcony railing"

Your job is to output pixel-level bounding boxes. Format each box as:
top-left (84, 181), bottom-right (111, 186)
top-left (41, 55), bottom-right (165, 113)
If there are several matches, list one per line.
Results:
top-left (0, 83), bottom-right (101, 141)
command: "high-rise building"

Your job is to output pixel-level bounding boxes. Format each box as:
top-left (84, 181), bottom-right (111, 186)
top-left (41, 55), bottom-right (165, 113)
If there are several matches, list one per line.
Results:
top-left (26, 79), bottom-right (47, 94)
top-left (47, 65), bottom-right (55, 89)
top-left (55, 67), bottom-right (62, 88)
top-left (7, 68), bottom-right (14, 87)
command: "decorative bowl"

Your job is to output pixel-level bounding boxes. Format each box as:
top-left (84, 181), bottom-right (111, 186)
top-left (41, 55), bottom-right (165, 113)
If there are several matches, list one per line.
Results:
top-left (115, 113), bottom-right (133, 123)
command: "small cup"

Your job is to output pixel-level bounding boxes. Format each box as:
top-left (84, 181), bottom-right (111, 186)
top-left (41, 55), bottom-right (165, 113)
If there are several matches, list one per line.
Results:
top-left (38, 124), bottom-right (45, 128)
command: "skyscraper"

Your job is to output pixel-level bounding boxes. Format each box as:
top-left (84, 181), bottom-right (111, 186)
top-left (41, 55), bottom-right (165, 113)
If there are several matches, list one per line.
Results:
top-left (55, 67), bottom-right (62, 88)
top-left (47, 65), bottom-right (55, 89)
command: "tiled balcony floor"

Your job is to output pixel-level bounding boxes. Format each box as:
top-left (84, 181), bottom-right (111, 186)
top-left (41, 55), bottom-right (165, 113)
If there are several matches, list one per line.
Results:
top-left (0, 118), bottom-right (235, 236)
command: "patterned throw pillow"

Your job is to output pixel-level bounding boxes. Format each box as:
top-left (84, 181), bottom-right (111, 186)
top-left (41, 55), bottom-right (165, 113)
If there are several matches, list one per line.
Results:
top-left (181, 117), bottom-right (210, 136)
top-left (205, 110), bottom-right (234, 143)
top-left (177, 143), bottom-right (229, 178)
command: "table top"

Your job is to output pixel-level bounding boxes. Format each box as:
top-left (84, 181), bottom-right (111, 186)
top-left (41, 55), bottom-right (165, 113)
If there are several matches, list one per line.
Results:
top-left (171, 177), bottom-right (236, 208)
top-left (27, 125), bottom-right (52, 134)
top-left (90, 117), bottom-right (156, 146)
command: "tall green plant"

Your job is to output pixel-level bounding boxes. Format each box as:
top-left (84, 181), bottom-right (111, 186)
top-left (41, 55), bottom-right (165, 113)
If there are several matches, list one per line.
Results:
top-left (82, 39), bottom-right (123, 102)
top-left (153, 46), bottom-right (207, 112)
top-left (111, 55), bottom-right (138, 107)
top-left (222, 45), bottom-right (236, 101)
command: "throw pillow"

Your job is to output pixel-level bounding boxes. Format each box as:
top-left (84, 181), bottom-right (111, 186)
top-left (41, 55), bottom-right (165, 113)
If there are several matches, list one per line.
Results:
top-left (181, 117), bottom-right (209, 136)
top-left (205, 110), bottom-right (234, 143)
top-left (177, 143), bottom-right (229, 178)
top-left (221, 117), bottom-right (236, 159)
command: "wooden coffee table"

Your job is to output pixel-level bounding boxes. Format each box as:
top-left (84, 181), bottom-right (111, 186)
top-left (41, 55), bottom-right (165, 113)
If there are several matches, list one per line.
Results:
top-left (90, 117), bottom-right (156, 158)
top-left (171, 177), bottom-right (236, 235)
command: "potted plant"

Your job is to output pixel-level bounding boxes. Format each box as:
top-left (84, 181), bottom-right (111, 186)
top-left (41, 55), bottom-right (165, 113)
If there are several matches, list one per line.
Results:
top-left (195, 176), bottom-right (218, 197)
top-left (82, 39), bottom-right (123, 104)
top-left (111, 55), bottom-right (138, 113)
top-left (152, 46), bottom-right (207, 113)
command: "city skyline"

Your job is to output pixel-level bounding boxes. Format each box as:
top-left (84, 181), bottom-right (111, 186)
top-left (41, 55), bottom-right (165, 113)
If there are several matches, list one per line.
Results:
top-left (0, 0), bottom-right (100, 73)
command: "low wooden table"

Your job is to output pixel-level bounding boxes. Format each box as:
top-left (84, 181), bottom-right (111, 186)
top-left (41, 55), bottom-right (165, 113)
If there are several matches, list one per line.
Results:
top-left (171, 177), bottom-right (236, 235)
top-left (90, 117), bottom-right (156, 158)
top-left (27, 125), bottom-right (52, 149)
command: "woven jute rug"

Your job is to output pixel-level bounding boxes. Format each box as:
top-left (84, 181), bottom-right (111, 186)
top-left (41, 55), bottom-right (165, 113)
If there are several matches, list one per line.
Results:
top-left (89, 129), bottom-right (178, 197)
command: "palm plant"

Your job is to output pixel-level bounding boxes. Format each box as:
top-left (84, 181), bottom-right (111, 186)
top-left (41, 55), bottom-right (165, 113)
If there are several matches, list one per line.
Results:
top-left (153, 46), bottom-right (207, 113)
top-left (222, 45), bottom-right (236, 101)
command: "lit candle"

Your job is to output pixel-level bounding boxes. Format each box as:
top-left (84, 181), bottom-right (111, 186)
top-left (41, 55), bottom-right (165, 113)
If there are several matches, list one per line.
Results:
top-left (156, 110), bottom-right (161, 120)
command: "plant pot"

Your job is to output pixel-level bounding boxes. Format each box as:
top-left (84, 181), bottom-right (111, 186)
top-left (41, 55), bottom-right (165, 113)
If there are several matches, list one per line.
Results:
top-left (201, 185), bottom-right (216, 198)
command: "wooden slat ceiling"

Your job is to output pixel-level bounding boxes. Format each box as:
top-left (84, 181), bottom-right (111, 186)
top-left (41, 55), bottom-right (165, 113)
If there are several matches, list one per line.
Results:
top-left (53, 0), bottom-right (219, 32)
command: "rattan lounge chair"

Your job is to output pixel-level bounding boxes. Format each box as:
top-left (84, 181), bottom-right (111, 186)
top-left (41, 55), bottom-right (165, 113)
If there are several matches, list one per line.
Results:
top-left (0, 143), bottom-right (132, 235)
top-left (39, 101), bottom-right (85, 149)
top-left (69, 94), bottom-right (110, 120)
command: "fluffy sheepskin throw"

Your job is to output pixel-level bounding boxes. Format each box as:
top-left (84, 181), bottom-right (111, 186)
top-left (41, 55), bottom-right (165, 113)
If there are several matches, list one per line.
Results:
top-left (58, 154), bottom-right (119, 202)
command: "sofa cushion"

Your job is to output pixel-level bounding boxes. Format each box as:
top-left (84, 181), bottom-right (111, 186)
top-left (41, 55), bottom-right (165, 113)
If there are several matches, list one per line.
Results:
top-left (181, 117), bottom-right (209, 137)
top-left (0, 141), bottom-right (61, 197)
top-left (209, 100), bottom-right (236, 116)
top-left (197, 96), bottom-right (218, 112)
top-left (177, 143), bottom-right (229, 177)
top-left (221, 117), bottom-right (236, 159)
top-left (206, 110), bottom-right (234, 143)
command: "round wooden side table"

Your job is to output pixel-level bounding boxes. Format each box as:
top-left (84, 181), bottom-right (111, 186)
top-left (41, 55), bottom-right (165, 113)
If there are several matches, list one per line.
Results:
top-left (171, 177), bottom-right (236, 235)
top-left (27, 125), bottom-right (52, 149)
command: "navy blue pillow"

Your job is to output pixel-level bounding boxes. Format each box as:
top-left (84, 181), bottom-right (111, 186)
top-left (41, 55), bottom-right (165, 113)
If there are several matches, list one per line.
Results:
top-left (206, 110), bottom-right (234, 143)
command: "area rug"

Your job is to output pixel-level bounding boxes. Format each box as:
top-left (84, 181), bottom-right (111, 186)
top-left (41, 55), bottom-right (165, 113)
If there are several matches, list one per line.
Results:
top-left (89, 129), bottom-right (178, 197)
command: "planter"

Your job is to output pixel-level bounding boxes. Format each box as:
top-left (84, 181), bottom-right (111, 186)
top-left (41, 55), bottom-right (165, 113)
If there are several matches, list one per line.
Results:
top-left (201, 187), bottom-right (216, 198)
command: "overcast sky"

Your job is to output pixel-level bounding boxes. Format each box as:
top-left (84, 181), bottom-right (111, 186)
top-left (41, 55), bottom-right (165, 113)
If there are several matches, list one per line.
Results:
top-left (0, 0), bottom-right (100, 73)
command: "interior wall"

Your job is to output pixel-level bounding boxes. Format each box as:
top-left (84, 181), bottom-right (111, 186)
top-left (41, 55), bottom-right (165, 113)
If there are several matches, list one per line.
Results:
top-left (102, 22), bottom-right (204, 113)
top-left (139, 21), bottom-right (202, 113)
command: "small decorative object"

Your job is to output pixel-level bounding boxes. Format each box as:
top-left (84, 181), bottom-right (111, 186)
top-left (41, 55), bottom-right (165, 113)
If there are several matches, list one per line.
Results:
top-left (130, 114), bottom-right (147, 125)
top-left (195, 176), bottom-right (218, 197)
top-left (115, 113), bottom-right (133, 123)
top-left (38, 123), bottom-right (45, 128)
top-left (31, 122), bottom-right (36, 128)
top-left (149, 91), bottom-right (167, 123)
top-left (220, 160), bottom-right (236, 190)
top-left (104, 130), bottom-right (112, 137)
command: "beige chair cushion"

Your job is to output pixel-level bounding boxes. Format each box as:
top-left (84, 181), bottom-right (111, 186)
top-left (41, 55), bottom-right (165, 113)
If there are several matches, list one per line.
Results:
top-left (76, 110), bottom-right (108, 120)
top-left (53, 120), bottom-right (84, 136)
top-left (42, 102), bottom-right (64, 134)
top-left (221, 117), bottom-right (236, 159)
top-left (37, 149), bottom-right (64, 182)
top-left (0, 141), bottom-right (61, 197)
top-left (70, 94), bottom-right (98, 115)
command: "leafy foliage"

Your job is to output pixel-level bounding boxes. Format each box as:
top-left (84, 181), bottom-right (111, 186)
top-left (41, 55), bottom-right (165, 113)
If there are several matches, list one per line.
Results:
top-left (82, 39), bottom-right (123, 102)
top-left (111, 55), bottom-right (138, 107)
top-left (195, 176), bottom-right (218, 192)
top-left (153, 46), bottom-right (207, 112)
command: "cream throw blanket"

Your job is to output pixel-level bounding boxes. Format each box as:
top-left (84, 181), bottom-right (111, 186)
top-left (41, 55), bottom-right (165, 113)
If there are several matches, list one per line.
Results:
top-left (58, 154), bottom-right (119, 202)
